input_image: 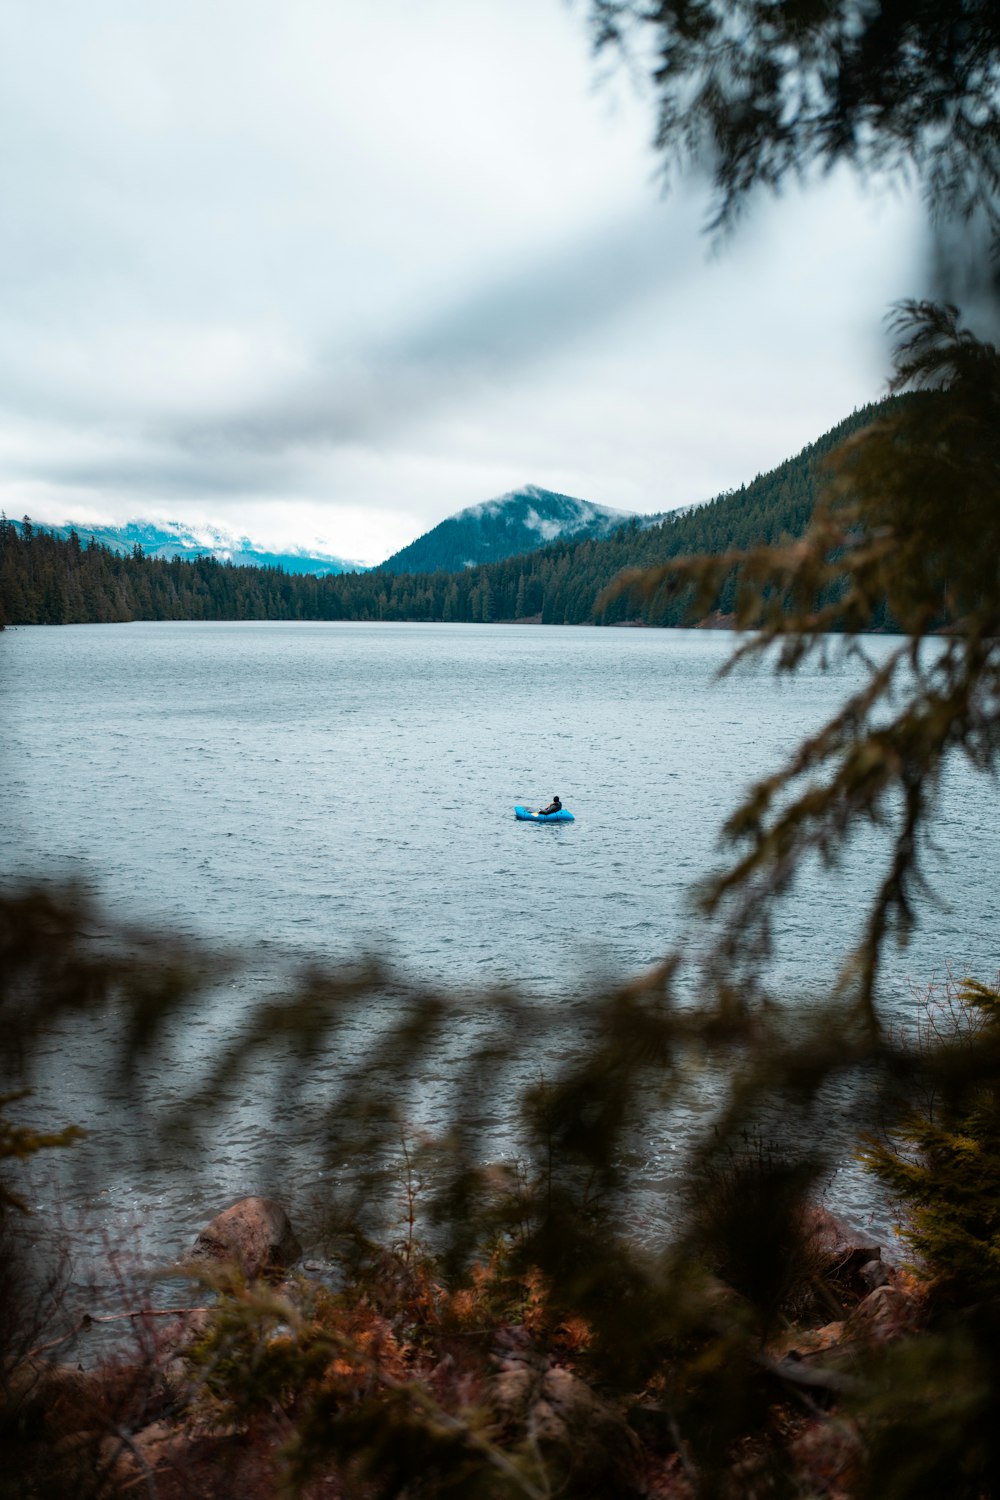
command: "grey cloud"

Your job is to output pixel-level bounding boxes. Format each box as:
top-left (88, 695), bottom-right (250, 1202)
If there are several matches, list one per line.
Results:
top-left (169, 203), bottom-right (698, 461)
top-left (41, 455), bottom-right (287, 499)
top-left (394, 206), bottom-right (693, 370)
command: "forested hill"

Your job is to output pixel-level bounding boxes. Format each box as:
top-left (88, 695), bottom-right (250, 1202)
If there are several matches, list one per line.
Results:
top-left (378, 486), bottom-right (635, 573)
top-left (0, 398), bottom-right (903, 629)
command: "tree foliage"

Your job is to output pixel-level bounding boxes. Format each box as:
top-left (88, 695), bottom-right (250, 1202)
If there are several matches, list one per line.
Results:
top-left (863, 980), bottom-right (1000, 1307)
top-left (588, 0), bottom-right (1000, 239)
top-left (0, 884), bottom-right (973, 1499)
top-left (606, 301), bottom-right (1000, 1025)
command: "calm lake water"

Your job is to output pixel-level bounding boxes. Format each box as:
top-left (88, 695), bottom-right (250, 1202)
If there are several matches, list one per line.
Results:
top-left (2, 621), bottom-right (997, 1282)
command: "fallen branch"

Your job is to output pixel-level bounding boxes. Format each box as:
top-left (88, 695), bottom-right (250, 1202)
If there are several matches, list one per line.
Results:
top-left (28, 1307), bottom-right (210, 1359)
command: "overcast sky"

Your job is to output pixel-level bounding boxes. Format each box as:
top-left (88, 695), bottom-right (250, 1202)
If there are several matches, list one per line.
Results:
top-left (1, 0), bottom-right (924, 564)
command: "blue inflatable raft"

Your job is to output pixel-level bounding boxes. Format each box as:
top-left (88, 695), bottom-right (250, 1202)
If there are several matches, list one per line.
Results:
top-left (515, 805), bottom-right (575, 823)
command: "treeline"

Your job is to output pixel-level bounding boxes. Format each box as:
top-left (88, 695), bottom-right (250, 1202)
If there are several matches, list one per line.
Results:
top-left (0, 399), bottom-right (903, 629)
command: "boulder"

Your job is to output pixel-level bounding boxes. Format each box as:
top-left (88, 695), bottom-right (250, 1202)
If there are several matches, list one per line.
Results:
top-left (790, 1414), bottom-right (862, 1497)
top-left (857, 1257), bottom-right (891, 1293)
top-left (492, 1336), bottom-right (643, 1497)
top-left (769, 1320), bottom-right (845, 1362)
top-left (846, 1284), bottom-right (919, 1342)
top-left (799, 1207), bottom-right (882, 1289)
top-left (2, 1358), bottom-right (104, 1437)
top-left (189, 1197), bottom-right (301, 1280)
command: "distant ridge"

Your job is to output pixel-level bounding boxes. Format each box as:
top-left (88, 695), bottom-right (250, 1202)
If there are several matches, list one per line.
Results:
top-left (1, 396), bottom-right (918, 628)
top-left (9, 518), bottom-right (364, 576)
top-left (378, 484), bottom-right (635, 574)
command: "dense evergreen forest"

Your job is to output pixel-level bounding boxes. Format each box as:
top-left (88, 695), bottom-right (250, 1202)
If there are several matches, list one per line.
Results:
top-left (0, 399), bottom-right (901, 630)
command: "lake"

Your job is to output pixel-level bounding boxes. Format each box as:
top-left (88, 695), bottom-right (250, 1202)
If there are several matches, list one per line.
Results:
top-left (2, 621), bottom-right (997, 1280)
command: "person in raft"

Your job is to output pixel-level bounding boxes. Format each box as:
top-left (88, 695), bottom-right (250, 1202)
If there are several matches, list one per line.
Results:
top-left (537, 796), bottom-right (562, 816)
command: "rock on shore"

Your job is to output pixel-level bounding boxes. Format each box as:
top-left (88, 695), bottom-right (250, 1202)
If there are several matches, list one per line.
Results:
top-left (188, 1196), bottom-right (302, 1280)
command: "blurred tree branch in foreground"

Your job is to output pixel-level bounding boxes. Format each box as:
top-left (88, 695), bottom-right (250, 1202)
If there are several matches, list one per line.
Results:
top-left (588, 0), bottom-right (1000, 244)
top-left (603, 300), bottom-right (1000, 1027)
top-left (2, 885), bottom-right (1000, 1498)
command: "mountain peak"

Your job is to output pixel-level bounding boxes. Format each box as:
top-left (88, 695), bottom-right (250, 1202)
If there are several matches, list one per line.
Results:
top-left (12, 518), bottom-right (364, 575)
top-left (380, 485), bottom-right (634, 574)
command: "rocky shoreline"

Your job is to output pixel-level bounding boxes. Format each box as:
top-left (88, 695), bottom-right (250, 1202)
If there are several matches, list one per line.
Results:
top-left (3, 1194), bottom-right (925, 1499)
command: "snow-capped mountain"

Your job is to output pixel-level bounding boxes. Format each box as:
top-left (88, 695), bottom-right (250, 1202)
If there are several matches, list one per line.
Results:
top-left (378, 485), bottom-right (635, 574)
top-left (13, 518), bottom-right (363, 575)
